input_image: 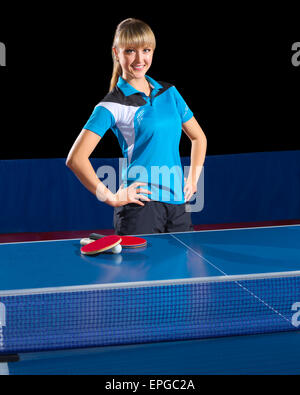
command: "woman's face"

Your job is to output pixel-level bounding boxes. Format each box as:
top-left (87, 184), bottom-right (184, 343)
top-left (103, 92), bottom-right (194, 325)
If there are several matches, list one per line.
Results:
top-left (114, 46), bottom-right (154, 81)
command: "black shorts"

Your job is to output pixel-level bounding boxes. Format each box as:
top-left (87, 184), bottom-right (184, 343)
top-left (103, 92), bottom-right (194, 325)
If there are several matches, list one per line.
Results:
top-left (113, 201), bottom-right (193, 235)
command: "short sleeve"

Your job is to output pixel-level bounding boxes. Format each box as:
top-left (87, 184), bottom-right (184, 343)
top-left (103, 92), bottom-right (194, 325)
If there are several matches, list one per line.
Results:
top-left (172, 87), bottom-right (193, 123)
top-left (83, 104), bottom-right (116, 138)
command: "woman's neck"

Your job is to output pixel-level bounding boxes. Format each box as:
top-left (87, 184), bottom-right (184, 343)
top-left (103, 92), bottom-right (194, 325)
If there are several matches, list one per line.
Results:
top-left (123, 76), bottom-right (151, 96)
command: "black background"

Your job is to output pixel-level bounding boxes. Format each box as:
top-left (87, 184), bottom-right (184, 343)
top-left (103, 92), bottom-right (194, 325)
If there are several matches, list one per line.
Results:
top-left (0, 5), bottom-right (299, 160)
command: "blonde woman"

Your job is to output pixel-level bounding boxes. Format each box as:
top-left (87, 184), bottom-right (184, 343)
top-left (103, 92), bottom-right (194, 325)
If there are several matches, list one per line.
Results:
top-left (66, 18), bottom-right (207, 235)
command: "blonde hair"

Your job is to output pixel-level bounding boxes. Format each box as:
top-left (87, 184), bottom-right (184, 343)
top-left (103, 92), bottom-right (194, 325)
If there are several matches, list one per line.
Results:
top-left (110, 18), bottom-right (156, 91)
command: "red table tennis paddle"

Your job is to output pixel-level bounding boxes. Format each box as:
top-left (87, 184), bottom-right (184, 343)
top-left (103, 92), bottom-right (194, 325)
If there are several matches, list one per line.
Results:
top-left (89, 233), bottom-right (147, 249)
top-left (80, 235), bottom-right (122, 255)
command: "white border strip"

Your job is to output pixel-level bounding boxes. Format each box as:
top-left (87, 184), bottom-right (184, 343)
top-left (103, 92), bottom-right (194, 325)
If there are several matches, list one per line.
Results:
top-left (1, 271), bottom-right (300, 297)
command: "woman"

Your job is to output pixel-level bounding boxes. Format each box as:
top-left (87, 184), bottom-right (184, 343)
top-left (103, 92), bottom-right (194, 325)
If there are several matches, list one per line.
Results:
top-left (66, 18), bottom-right (207, 235)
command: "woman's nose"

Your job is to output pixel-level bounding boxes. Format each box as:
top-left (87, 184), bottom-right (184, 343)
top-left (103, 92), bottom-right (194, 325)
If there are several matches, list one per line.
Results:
top-left (136, 50), bottom-right (143, 62)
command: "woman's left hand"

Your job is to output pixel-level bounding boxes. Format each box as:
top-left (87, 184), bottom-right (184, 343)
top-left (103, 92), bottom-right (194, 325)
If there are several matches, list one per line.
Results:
top-left (184, 177), bottom-right (197, 202)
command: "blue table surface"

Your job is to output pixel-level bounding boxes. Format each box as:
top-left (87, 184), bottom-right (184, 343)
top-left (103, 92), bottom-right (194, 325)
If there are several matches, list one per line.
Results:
top-left (1, 225), bottom-right (300, 375)
top-left (3, 331), bottom-right (300, 375)
top-left (1, 225), bottom-right (300, 292)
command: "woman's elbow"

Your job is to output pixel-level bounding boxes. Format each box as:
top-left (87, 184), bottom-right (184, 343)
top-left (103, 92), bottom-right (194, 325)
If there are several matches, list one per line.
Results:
top-left (66, 153), bottom-right (79, 170)
top-left (65, 154), bottom-right (74, 169)
top-left (193, 133), bottom-right (207, 145)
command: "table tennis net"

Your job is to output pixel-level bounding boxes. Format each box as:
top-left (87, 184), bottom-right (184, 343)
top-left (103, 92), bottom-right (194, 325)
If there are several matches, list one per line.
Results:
top-left (0, 274), bottom-right (300, 354)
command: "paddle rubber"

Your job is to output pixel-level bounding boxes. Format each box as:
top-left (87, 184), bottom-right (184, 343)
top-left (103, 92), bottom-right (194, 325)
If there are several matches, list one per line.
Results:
top-left (80, 238), bottom-right (122, 254)
top-left (80, 235), bottom-right (121, 255)
top-left (89, 233), bottom-right (147, 248)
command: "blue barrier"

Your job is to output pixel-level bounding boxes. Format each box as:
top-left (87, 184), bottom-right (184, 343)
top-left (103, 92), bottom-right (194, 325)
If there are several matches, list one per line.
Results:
top-left (0, 151), bottom-right (299, 233)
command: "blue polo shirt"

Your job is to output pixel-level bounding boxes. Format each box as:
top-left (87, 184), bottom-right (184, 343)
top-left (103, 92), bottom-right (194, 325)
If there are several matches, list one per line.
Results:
top-left (84, 75), bottom-right (193, 204)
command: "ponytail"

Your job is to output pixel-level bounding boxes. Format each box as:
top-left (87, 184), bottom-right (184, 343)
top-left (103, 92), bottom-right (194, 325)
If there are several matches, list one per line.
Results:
top-left (109, 53), bottom-right (123, 92)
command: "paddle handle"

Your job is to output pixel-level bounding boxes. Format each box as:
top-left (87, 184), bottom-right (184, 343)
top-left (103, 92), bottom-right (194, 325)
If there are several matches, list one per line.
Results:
top-left (89, 233), bottom-right (105, 240)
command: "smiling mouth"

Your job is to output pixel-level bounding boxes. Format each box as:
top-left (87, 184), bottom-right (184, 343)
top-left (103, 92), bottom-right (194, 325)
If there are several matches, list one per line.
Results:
top-left (132, 65), bottom-right (145, 70)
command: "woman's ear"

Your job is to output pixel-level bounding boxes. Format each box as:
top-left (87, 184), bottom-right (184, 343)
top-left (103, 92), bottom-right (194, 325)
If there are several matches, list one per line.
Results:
top-left (112, 47), bottom-right (118, 61)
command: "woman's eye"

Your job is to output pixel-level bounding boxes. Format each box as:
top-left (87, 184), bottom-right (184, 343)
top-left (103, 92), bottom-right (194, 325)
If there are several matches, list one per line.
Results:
top-left (125, 48), bottom-right (151, 54)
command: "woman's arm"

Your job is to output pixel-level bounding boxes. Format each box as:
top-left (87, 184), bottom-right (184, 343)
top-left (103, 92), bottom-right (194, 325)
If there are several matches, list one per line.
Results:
top-left (182, 117), bottom-right (207, 202)
top-left (66, 129), bottom-right (151, 206)
top-left (66, 129), bottom-right (107, 196)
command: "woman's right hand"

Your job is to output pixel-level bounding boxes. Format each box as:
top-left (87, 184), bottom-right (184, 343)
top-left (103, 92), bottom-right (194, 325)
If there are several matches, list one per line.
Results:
top-left (109, 182), bottom-right (152, 207)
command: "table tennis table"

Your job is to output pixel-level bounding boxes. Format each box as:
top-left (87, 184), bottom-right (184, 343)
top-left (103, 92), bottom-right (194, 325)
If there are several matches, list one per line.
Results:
top-left (1, 225), bottom-right (300, 375)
